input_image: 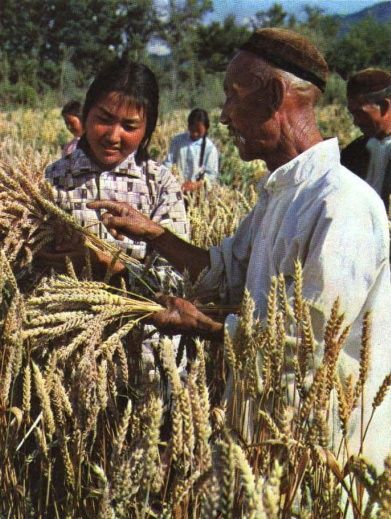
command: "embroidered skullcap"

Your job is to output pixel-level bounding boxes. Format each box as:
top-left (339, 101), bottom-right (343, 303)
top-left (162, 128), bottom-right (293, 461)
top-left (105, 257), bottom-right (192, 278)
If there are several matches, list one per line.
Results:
top-left (347, 68), bottom-right (391, 102)
top-left (240, 28), bottom-right (329, 92)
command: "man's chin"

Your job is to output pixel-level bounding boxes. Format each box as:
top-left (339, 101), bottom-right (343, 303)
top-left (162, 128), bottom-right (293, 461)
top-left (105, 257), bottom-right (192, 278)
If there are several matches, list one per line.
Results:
top-left (237, 147), bottom-right (256, 162)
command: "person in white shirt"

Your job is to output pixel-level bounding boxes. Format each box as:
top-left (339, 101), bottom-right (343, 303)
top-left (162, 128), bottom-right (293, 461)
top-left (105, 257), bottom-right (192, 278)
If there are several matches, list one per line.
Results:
top-left (88, 29), bottom-right (391, 471)
top-left (341, 68), bottom-right (391, 213)
top-left (165, 108), bottom-right (219, 193)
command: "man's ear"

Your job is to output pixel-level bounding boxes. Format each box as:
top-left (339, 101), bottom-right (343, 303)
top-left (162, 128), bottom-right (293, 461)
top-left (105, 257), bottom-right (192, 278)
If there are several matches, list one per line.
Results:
top-left (378, 98), bottom-right (390, 117)
top-left (269, 76), bottom-right (285, 112)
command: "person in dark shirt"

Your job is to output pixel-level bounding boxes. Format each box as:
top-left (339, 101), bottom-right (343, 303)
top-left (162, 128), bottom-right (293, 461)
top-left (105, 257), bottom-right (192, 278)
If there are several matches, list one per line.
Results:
top-left (341, 68), bottom-right (391, 213)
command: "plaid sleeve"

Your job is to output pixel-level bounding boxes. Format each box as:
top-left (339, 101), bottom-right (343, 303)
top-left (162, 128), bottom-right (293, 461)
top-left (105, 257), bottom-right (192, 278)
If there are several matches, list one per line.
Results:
top-left (45, 163), bottom-right (55, 184)
top-left (151, 163), bottom-right (189, 240)
top-left (44, 159), bottom-right (67, 206)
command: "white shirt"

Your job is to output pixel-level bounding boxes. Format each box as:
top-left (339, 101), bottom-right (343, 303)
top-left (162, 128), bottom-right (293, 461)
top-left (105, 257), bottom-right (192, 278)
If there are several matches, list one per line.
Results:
top-left (165, 132), bottom-right (219, 185)
top-left (366, 135), bottom-right (391, 195)
top-left (197, 138), bottom-right (391, 469)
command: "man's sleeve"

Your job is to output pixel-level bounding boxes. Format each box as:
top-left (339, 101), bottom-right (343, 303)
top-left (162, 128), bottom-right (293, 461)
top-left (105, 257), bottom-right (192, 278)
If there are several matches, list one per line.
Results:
top-left (45, 164), bottom-right (54, 183)
top-left (195, 207), bottom-right (256, 302)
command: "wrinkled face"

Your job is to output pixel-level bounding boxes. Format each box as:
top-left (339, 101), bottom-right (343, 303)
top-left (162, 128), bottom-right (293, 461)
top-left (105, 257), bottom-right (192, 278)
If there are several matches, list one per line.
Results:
top-left (63, 114), bottom-right (83, 138)
top-left (189, 121), bottom-right (207, 141)
top-left (85, 91), bottom-right (147, 168)
top-left (347, 96), bottom-right (384, 138)
top-left (220, 51), bottom-right (280, 161)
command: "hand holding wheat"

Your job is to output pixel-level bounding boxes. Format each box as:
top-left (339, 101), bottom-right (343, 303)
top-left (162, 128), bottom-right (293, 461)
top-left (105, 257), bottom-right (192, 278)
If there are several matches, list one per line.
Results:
top-left (148, 294), bottom-right (224, 338)
top-left (0, 163), bottom-right (141, 272)
top-left (87, 199), bottom-right (165, 242)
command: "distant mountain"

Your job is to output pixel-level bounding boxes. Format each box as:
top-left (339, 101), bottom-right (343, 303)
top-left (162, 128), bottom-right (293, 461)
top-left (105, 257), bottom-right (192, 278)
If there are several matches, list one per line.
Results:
top-left (337, 1), bottom-right (391, 33)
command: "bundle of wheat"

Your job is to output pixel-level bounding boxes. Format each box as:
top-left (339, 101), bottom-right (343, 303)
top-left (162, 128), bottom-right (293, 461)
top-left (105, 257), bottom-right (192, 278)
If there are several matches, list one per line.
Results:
top-left (0, 162), bottom-right (140, 271)
top-left (24, 275), bottom-right (162, 360)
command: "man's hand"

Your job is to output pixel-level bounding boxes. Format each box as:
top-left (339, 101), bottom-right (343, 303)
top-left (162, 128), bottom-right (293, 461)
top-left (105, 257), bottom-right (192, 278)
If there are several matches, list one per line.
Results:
top-left (87, 200), bottom-right (164, 242)
top-left (87, 199), bottom-right (211, 282)
top-left (148, 295), bottom-right (223, 340)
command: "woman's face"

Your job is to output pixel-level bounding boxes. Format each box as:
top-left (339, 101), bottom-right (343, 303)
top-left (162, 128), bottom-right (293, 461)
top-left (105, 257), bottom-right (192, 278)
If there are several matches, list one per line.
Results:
top-left (85, 92), bottom-right (147, 168)
top-left (189, 121), bottom-right (207, 141)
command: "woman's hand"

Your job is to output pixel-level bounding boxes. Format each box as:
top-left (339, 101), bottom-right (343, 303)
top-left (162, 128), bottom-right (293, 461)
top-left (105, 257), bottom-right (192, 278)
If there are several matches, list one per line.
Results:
top-left (182, 180), bottom-right (203, 193)
top-left (87, 200), bottom-right (164, 242)
top-left (147, 295), bottom-right (223, 340)
top-left (36, 221), bottom-right (124, 277)
top-left (36, 222), bottom-right (85, 269)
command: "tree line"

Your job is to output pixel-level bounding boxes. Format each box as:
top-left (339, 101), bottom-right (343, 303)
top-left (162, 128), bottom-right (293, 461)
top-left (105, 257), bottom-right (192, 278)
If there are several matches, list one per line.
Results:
top-left (0, 1), bottom-right (390, 109)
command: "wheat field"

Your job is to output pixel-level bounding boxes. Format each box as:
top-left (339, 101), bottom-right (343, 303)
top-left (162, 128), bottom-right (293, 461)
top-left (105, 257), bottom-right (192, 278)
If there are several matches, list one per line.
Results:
top-left (0, 107), bottom-right (390, 518)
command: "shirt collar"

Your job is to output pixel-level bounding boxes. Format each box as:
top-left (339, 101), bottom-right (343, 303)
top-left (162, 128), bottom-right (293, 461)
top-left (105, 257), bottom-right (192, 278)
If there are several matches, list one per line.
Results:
top-left (186, 132), bottom-right (203, 145)
top-left (70, 147), bottom-right (141, 177)
top-left (367, 134), bottom-right (391, 150)
top-left (264, 138), bottom-right (340, 192)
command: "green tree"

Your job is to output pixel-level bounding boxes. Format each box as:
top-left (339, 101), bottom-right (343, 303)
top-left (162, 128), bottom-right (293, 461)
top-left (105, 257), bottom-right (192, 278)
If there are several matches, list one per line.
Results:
top-left (196, 16), bottom-right (250, 73)
top-left (327, 17), bottom-right (391, 77)
top-left (251, 2), bottom-right (288, 29)
top-left (297, 5), bottom-right (340, 54)
top-left (156, 0), bottom-right (213, 103)
top-left (40, 0), bottom-right (156, 87)
top-left (0, 0), bottom-right (156, 93)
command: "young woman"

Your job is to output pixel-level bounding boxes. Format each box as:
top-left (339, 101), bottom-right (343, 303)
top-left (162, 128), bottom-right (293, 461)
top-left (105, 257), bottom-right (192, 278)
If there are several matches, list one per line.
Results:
top-left (165, 108), bottom-right (219, 192)
top-left (61, 100), bottom-right (83, 157)
top-left (43, 59), bottom-right (188, 278)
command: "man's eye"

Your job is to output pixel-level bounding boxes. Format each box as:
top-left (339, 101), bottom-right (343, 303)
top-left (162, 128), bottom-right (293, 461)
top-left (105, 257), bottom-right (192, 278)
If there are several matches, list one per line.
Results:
top-left (123, 125), bottom-right (137, 132)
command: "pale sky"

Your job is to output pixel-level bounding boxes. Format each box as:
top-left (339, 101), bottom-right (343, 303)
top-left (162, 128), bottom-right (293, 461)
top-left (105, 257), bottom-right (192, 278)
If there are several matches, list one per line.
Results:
top-left (149, 0), bottom-right (386, 54)
top-left (208, 0), bottom-right (386, 23)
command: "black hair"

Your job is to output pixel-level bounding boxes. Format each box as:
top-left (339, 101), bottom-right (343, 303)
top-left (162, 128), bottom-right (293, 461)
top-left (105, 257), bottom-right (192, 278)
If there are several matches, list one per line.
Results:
top-left (82, 58), bottom-right (159, 164)
top-left (61, 100), bottom-right (82, 118)
top-left (187, 108), bottom-right (210, 130)
top-left (188, 108), bottom-right (209, 170)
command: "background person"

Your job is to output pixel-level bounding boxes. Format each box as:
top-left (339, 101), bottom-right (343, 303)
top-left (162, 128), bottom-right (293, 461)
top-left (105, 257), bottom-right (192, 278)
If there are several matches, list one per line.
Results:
top-left (165, 108), bottom-right (219, 193)
top-left (61, 100), bottom-right (84, 157)
top-left (89, 29), bottom-right (391, 471)
top-left (341, 68), bottom-right (391, 213)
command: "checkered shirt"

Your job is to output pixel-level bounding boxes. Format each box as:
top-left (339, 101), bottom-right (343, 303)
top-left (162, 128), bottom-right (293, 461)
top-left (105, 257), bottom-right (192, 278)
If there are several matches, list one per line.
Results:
top-left (45, 147), bottom-right (189, 260)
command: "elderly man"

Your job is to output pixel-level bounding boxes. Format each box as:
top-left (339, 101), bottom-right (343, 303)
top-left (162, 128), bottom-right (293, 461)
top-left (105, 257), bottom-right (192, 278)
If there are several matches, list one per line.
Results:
top-left (88, 29), bottom-right (391, 470)
top-left (341, 68), bottom-right (391, 213)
